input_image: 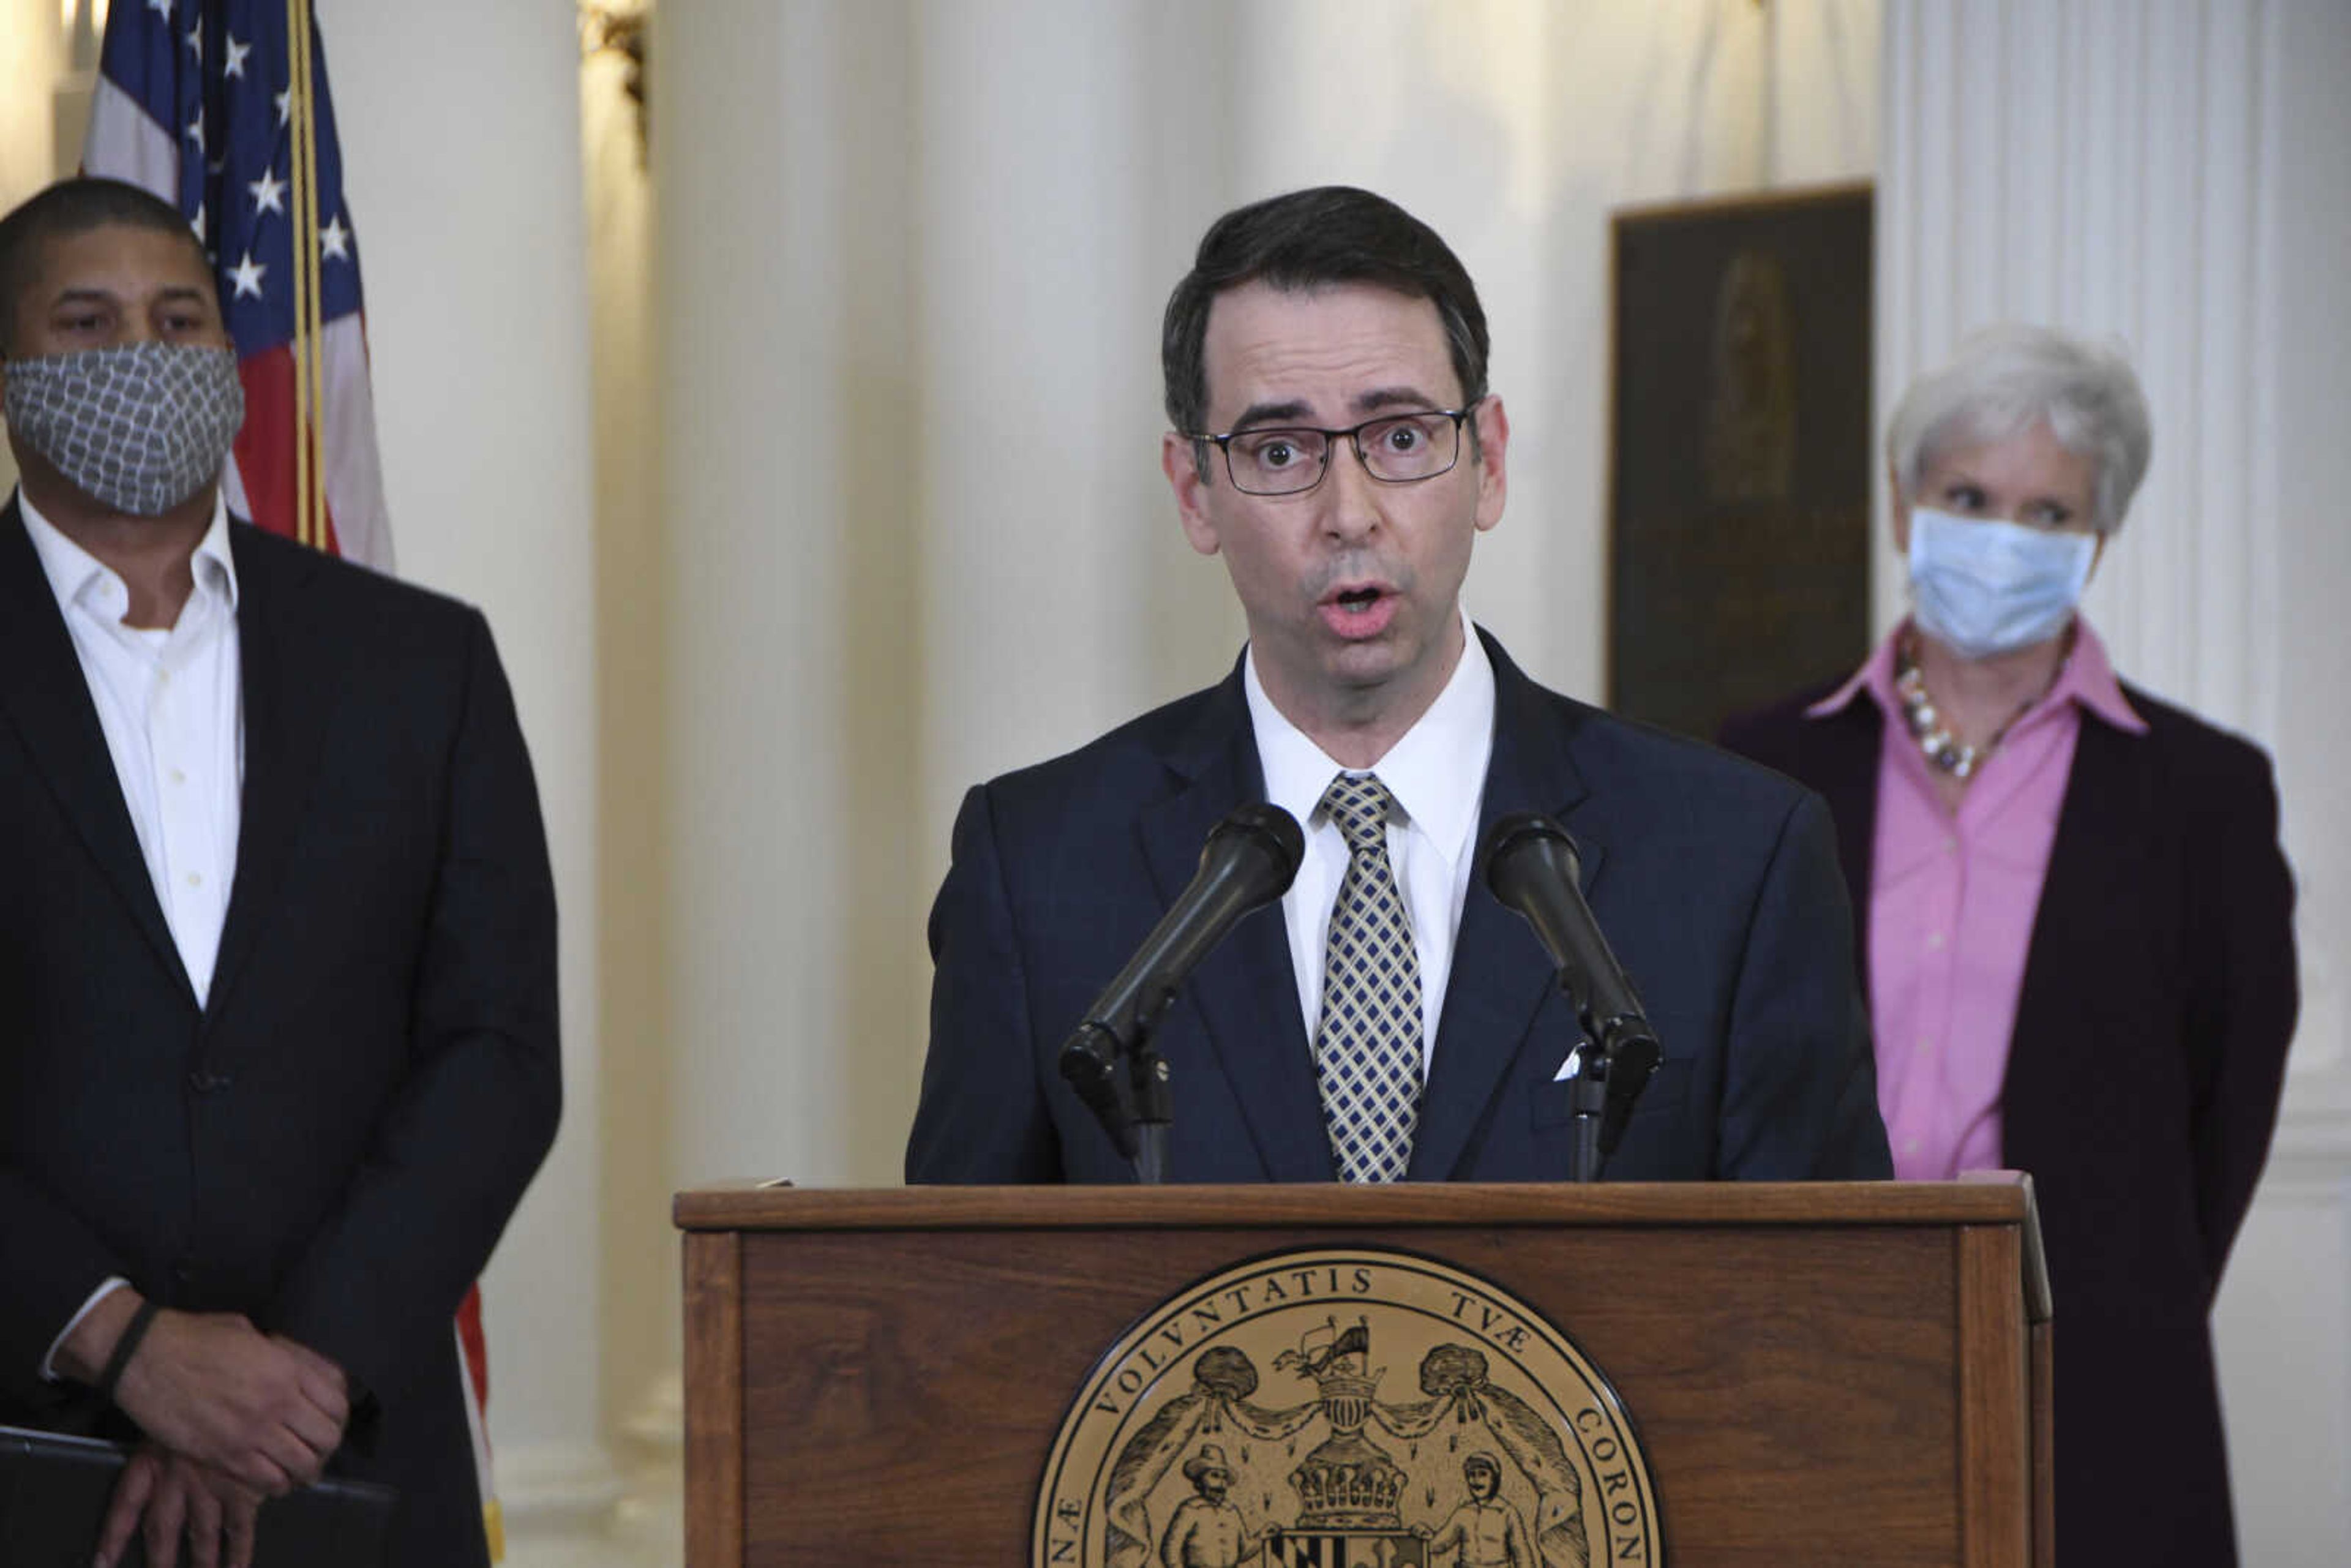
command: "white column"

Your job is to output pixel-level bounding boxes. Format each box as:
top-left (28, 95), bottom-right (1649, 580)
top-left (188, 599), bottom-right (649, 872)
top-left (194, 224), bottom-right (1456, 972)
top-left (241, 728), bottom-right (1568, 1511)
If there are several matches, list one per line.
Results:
top-left (912, 0), bottom-right (1175, 855)
top-left (313, 0), bottom-right (617, 1548)
top-left (1880, 5), bottom-right (2351, 1560)
top-left (0, 0), bottom-right (70, 499)
top-left (656, 1), bottom-right (857, 1190)
top-left (2214, 3), bottom-right (2351, 1559)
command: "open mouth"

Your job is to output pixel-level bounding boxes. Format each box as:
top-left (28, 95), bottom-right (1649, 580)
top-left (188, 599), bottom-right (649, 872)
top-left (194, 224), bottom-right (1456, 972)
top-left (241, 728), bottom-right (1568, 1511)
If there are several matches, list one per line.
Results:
top-left (1320, 583), bottom-right (1398, 638)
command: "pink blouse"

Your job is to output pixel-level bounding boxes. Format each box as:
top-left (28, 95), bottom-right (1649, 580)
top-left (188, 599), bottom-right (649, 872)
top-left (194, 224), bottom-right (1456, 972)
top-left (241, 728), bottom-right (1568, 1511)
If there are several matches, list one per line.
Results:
top-left (1805, 620), bottom-right (2148, 1180)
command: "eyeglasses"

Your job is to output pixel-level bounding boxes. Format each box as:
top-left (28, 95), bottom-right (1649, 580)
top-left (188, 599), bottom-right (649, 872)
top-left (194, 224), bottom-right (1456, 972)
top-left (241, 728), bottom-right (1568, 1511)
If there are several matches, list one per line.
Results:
top-left (1190, 401), bottom-right (1481, 496)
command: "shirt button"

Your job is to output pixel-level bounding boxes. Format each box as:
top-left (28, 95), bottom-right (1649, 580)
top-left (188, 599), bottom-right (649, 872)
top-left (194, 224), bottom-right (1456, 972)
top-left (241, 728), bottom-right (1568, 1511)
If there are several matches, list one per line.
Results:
top-left (186, 872), bottom-right (202, 888)
top-left (1901, 1137), bottom-right (1921, 1156)
top-left (168, 767), bottom-right (187, 785)
top-left (1941, 835), bottom-right (1959, 854)
top-left (1916, 1037), bottom-right (1933, 1055)
top-left (1925, 932), bottom-right (1945, 951)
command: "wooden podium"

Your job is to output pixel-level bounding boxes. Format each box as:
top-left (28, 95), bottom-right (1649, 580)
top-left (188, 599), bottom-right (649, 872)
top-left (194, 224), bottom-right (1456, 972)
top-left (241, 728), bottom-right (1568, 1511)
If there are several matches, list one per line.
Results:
top-left (676, 1177), bottom-right (2050, 1567)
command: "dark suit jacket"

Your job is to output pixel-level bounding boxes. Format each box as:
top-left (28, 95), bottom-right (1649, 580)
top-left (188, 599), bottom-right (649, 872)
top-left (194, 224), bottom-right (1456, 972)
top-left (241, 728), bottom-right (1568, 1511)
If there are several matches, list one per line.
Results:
top-left (908, 631), bottom-right (1890, 1185)
top-left (0, 500), bottom-right (562, 1567)
top-left (1720, 677), bottom-right (2297, 1568)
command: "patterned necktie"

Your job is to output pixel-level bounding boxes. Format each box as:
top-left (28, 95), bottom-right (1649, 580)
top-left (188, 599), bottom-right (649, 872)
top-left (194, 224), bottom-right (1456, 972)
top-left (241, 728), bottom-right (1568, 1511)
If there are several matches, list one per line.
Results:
top-left (1314, 772), bottom-right (1425, 1183)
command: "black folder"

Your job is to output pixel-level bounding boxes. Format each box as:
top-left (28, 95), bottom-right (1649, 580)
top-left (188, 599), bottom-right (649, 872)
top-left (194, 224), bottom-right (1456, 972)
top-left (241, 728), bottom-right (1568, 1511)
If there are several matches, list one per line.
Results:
top-left (0, 1424), bottom-right (394, 1567)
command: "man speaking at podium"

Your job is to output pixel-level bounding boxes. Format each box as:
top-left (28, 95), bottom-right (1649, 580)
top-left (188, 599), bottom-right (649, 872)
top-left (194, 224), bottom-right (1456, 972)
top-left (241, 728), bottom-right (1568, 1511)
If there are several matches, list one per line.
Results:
top-left (907, 187), bottom-right (1889, 1187)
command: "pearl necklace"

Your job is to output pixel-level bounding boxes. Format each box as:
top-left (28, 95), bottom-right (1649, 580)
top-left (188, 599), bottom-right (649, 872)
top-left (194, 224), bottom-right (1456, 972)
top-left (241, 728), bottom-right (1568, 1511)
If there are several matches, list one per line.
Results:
top-left (1892, 641), bottom-right (2050, 781)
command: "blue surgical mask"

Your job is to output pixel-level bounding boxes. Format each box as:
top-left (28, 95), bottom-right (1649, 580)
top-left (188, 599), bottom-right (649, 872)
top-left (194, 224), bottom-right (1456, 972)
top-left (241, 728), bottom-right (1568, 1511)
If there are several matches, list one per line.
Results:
top-left (1905, 508), bottom-right (2096, 661)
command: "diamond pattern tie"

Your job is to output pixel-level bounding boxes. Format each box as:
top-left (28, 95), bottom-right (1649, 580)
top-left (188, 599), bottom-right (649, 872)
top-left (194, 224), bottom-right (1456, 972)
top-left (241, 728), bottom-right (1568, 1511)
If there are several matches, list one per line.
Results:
top-left (1314, 772), bottom-right (1424, 1183)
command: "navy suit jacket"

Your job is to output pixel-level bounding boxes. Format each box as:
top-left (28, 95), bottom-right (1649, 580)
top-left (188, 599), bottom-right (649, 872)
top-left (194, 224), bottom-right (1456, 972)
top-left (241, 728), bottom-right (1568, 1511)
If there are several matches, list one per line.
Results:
top-left (908, 631), bottom-right (1890, 1185)
top-left (1720, 677), bottom-right (2297, 1568)
top-left (0, 500), bottom-right (561, 1567)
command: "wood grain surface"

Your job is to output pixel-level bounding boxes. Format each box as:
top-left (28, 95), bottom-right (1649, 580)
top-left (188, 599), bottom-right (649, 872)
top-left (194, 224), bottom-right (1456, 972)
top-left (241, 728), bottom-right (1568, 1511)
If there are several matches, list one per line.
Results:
top-left (1957, 1226), bottom-right (2028, 1568)
top-left (683, 1231), bottom-right (743, 1568)
top-left (675, 1177), bottom-right (2033, 1236)
top-left (688, 1205), bottom-right (2038, 1567)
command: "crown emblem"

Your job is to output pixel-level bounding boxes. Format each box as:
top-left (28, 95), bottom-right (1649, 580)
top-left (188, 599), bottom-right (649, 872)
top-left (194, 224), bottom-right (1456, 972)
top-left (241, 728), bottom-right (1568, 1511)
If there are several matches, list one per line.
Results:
top-left (1273, 1316), bottom-right (1406, 1530)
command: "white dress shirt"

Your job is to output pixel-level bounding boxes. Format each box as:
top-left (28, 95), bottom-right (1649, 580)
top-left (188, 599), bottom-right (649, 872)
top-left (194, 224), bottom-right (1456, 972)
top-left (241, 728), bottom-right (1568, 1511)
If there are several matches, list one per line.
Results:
top-left (20, 489), bottom-right (245, 1005)
top-left (18, 486), bottom-right (245, 1379)
top-left (1245, 608), bottom-right (1496, 1068)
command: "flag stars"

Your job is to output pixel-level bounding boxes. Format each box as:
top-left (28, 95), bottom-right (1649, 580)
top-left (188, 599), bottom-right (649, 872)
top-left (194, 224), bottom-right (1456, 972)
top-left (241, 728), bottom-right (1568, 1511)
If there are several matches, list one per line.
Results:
top-left (274, 88), bottom-right (293, 127)
top-left (228, 252), bottom-right (266, 300)
top-left (185, 24), bottom-right (201, 59)
top-left (320, 214), bottom-right (351, 262)
top-left (249, 168), bottom-right (287, 216)
top-left (223, 35), bottom-right (252, 80)
top-left (186, 113), bottom-right (204, 152)
top-left (148, 0), bottom-right (170, 17)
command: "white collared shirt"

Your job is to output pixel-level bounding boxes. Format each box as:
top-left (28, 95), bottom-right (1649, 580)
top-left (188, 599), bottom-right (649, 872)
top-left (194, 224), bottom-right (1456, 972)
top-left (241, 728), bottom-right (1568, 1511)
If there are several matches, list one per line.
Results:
top-left (19, 487), bottom-right (245, 1007)
top-left (1245, 608), bottom-right (1497, 1068)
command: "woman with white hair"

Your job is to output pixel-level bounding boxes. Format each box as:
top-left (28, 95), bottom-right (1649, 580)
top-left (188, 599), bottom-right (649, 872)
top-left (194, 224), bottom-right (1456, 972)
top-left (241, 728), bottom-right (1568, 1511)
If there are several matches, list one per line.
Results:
top-left (1721, 323), bottom-right (2297, 1568)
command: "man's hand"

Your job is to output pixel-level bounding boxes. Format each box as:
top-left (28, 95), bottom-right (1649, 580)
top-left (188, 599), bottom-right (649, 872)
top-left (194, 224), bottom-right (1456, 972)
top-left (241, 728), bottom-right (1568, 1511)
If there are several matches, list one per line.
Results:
top-left (94, 1445), bottom-right (261, 1568)
top-left (61, 1296), bottom-right (349, 1492)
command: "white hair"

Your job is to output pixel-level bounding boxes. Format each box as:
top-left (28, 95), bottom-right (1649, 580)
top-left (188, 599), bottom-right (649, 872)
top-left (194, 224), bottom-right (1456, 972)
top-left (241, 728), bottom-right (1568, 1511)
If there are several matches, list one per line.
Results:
top-left (1886, 324), bottom-right (2153, 535)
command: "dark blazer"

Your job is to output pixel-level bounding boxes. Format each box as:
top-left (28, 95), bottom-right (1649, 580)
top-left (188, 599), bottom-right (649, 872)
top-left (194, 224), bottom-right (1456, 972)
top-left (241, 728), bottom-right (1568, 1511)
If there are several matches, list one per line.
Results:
top-left (1720, 677), bottom-right (2297, 1568)
top-left (908, 630), bottom-right (1890, 1185)
top-left (0, 499), bottom-right (562, 1567)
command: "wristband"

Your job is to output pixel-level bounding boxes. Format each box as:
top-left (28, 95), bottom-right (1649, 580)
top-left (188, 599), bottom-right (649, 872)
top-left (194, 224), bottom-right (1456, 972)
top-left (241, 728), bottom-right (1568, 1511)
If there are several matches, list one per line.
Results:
top-left (92, 1299), bottom-right (161, 1407)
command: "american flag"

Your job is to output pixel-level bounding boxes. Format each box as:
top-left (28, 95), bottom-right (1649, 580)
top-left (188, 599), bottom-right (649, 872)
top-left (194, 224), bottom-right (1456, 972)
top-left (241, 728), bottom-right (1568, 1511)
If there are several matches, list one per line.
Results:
top-left (83, 2), bottom-right (503, 1555)
top-left (83, 0), bottom-right (392, 569)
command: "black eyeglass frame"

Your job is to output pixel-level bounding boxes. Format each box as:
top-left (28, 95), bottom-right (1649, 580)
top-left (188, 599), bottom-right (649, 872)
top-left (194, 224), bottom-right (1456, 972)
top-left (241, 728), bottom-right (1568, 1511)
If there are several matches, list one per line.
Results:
top-left (1187, 398), bottom-right (1486, 497)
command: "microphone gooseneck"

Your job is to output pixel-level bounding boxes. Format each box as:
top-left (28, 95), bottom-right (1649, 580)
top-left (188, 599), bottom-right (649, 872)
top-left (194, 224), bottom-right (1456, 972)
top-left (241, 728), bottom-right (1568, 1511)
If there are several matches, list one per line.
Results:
top-left (1482, 812), bottom-right (1663, 1174)
top-left (1059, 803), bottom-right (1305, 1175)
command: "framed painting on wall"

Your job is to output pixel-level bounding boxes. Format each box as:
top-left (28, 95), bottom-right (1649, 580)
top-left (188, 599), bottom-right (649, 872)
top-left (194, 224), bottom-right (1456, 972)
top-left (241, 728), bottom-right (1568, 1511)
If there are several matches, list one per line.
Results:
top-left (1607, 182), bottom-right (1874, 741)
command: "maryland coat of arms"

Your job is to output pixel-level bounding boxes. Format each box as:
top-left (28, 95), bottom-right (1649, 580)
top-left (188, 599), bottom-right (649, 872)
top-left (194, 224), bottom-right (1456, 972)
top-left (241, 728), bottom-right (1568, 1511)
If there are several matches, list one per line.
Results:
top-left (1033, 1248), bottom-right (1661, 1568)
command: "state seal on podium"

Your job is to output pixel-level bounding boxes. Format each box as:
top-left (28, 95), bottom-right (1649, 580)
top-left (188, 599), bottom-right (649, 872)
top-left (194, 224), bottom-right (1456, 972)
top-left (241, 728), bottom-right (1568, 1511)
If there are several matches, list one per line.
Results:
top-left (1034, 1248), bottom-right (1662, 1567)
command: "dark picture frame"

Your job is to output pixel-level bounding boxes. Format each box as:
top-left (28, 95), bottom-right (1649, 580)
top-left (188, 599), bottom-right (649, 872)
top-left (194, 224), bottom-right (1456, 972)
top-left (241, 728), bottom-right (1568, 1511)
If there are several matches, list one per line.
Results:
top-left (1605, 182), bottom-right (1874, 740)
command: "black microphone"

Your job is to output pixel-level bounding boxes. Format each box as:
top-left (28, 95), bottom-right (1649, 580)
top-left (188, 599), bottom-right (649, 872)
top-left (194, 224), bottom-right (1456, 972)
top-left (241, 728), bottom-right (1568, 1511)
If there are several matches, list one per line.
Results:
top-left (1059, 803), bottom-right (1306, 1158)
top-left (1482, 812), bottom-right (1663, 1163)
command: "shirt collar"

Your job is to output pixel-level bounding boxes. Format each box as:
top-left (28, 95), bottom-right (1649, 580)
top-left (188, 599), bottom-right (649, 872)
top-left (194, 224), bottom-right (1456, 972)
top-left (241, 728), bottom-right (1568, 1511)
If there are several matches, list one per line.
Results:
top-left (2041, 618), bottom-right (2147, 733)
top-left (17, 484), bottom-right (239, 622)
top-left (1806, 615), bottom-right (2147, 734)
top-left (1245, 604), bottom-right (1497, 849)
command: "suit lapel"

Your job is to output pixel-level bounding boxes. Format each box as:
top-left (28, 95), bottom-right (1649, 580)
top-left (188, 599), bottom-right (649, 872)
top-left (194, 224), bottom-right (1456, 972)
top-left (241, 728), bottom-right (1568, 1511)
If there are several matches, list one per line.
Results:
top-left (2007, 710), bottom-right (2147, 1103)
top-left (0, 498), bottom-right (194, 1002)
top-left (203, 527), bottom-right (334, 1025)
top-left (1409, 634), bottom-right (1592, 1180)
top-left (1139, 666), bottom-right (1330, 1181)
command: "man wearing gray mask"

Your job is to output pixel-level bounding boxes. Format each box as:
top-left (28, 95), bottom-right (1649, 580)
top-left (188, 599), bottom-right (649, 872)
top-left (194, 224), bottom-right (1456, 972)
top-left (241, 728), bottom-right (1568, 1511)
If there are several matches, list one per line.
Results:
top-left (0, 178), bottom-right (559, 1568)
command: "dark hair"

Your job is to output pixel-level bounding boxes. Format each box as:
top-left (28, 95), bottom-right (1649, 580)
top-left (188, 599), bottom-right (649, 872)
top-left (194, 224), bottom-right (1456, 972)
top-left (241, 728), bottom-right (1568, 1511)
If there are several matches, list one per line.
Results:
top-left (0, 178), bottom-right (209, 354)
top-left (1160, 186), bottom-right (1490, 441)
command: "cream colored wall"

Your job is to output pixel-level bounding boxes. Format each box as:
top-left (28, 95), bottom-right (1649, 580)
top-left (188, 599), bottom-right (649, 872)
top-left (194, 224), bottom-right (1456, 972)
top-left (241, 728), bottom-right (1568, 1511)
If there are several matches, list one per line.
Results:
top-left (0, 0), bottom-right (66, 498)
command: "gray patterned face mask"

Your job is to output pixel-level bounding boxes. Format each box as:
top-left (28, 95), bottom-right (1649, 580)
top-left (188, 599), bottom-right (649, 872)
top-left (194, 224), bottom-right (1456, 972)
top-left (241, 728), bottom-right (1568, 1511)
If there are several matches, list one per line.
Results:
top-left (2, 340), bottom-right (245, 516)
